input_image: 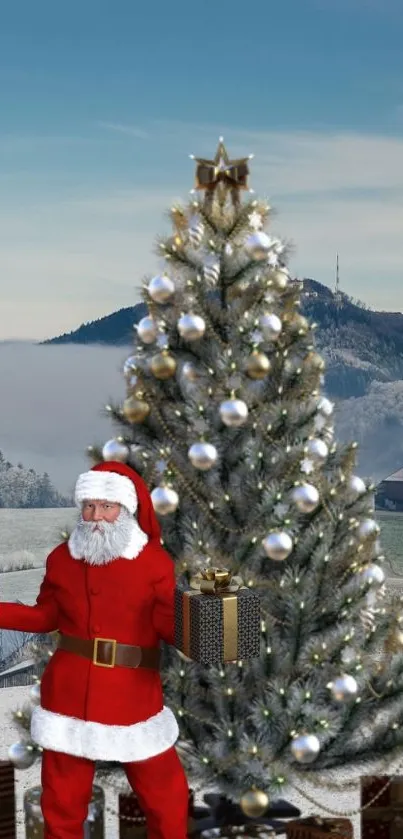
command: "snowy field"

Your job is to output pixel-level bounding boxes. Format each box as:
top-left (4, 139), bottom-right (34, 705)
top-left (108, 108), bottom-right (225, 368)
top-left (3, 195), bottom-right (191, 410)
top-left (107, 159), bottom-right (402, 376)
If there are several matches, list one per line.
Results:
top-left (1, 507), bottom-right (403, 837)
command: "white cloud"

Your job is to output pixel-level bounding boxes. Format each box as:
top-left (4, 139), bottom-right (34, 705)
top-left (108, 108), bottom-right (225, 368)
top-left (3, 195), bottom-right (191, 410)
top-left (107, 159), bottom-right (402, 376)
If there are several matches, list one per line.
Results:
top-left (2, 122), bottom-right (403, 338)
top-left (97, 122), bottom-right (150, 140)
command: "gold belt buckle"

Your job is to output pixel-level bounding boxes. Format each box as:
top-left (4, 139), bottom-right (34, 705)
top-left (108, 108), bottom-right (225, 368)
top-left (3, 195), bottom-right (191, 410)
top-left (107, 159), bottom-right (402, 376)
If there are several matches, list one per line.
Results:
top-left (93, 637), bottom-right (117, 668)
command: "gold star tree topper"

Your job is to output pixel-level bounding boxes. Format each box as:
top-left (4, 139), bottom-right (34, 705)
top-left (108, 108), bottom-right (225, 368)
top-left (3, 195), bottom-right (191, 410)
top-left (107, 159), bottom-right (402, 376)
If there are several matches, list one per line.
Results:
top-left (190, 137), bottom-right (253, 208)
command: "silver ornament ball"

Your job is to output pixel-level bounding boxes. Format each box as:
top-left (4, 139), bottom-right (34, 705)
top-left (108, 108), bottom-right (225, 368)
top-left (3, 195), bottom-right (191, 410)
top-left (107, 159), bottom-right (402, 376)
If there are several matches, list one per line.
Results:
top-left (306, 438), bottom-right (328, 462)
top-left (137, 316), bottom-right (157, 344)
top-left (102, 439), bottom-right (129, 463)
top-left (262, 531), bottom-right (293, 561)
top-left (329, 674), bottom-right (358, 702)
top-left (260, 313), bottom-right (282, 341)
top-left (245, 232), bottom-right (272, 261)
top-left (188, 442), bottom-right (218, 471)
top-left (361, 563), bottom-right (385, 586)
top-left (178, 313), bottom-right (206, 341)
top-left (347, 475), bottom-right (366, 498)
top-left (291, 734), bottom-right (320, 764)
top-left (29, 682), bottom-right (41, 705)
top-left (358, 519), bottom-right (380, 541)
top-left (317, 397), bottom-right (334, 417)
top-left (8, 741), bottom-right (36, 770)
top-left (147, 274), bottom-right (175, 304)
top-left (151, 486), bottom-right (179, 515)
top-left (292, 483), bottom-right (320, 513)
top-left (219, 399), bottom-right (249, 428)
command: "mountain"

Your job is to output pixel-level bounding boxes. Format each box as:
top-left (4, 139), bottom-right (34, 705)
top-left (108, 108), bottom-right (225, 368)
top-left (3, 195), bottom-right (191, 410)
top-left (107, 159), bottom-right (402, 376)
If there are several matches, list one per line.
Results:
top-left (43, 281), bottom-right (403, 400)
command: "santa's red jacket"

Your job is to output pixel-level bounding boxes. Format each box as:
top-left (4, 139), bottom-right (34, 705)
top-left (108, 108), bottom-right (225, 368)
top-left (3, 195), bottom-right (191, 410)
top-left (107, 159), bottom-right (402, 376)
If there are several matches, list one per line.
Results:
top-left (0, 463), bottom-right (180, 763)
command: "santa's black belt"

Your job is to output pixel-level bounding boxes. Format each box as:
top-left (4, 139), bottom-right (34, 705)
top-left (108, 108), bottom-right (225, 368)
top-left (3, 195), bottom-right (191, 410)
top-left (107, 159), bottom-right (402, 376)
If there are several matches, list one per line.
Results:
top-left (57, 634), bottom-right (160, 670)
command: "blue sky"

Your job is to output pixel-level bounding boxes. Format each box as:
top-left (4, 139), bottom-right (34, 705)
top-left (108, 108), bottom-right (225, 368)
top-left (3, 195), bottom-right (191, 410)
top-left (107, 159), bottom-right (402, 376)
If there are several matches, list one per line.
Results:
top-left (1, 0), bottom-right (403, 339)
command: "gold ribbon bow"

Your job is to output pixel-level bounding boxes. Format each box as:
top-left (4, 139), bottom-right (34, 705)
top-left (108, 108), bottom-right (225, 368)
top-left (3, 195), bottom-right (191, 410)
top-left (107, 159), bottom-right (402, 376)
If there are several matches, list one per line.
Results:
top-left (189, 567), bottom-right (243, 594)
top-left (183, 568), bottom-right (244, 661)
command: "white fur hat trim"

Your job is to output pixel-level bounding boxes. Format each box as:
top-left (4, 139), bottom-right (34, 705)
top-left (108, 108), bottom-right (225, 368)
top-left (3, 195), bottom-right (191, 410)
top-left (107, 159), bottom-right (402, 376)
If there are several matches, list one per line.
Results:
top-left (75, 471), bottom-right (137, 515)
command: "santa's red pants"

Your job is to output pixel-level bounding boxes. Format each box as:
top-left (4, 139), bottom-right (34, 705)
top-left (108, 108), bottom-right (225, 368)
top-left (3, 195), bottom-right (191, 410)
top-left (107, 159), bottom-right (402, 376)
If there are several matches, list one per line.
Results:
top-left (40, 746), bottom-right (189, 839)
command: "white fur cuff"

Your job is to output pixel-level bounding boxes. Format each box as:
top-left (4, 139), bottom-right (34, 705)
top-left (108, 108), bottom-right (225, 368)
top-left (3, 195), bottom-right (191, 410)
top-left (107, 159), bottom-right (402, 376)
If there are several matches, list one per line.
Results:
top-left (31, 705), bottom-right (179, 762)
top-left (75, 471), bottom-right (137, 515)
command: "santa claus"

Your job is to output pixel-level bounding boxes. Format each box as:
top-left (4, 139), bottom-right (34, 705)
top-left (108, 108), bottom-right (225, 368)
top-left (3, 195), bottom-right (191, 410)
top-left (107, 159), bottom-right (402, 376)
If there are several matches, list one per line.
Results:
top-left (0, 461), bottom-right (189, 839)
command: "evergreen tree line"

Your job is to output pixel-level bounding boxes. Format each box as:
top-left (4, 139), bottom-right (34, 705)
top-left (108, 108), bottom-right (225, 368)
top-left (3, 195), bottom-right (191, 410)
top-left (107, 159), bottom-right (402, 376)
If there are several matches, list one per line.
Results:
top-left (0, 451), bottom-right (72, 508)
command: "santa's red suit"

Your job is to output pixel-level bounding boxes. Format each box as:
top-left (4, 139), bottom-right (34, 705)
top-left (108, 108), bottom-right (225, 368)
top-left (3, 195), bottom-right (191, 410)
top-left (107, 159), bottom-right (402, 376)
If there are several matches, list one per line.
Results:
top-left (0, 462), bottom-right (189, 839)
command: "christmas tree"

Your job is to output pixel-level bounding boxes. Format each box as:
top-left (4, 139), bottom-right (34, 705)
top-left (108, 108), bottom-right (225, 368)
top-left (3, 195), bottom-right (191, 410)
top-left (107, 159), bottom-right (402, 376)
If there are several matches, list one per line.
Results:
top-left (10, 140), bottom-right (403, 815)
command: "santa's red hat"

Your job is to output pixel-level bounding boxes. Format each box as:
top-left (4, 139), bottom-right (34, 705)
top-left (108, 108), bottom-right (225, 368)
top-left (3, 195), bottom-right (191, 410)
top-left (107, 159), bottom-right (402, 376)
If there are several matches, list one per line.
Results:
top-left (74, 461), bottom-right (161, 540)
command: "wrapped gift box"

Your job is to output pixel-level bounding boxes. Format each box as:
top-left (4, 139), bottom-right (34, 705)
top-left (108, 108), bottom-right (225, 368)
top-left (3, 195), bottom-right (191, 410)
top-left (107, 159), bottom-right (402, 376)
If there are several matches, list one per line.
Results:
top-left (0, 762), bottom-right (15, 839)
top-left (361, 776), bottom-right (403, 839)
top-left (174, 569), bottom-right (260, 664)
top-left (361, 807), bottom-right (403, 839)
top-left (284, 816), bottom-right (353, 838)
top-left (361, 776), bottom-right (403, 807)
top-left (119, 788), bottom-right (198, 838)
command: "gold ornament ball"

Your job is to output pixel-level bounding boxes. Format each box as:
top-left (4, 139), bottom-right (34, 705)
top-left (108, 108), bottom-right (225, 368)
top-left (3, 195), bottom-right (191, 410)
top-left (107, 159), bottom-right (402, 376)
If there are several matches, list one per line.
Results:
top-left (387, 626), bottom-right (403, 652)
top-left (286, 312), bottom-right (309, 333)
top-left (245, 351), bottom-right (271, 380)
top-left (150, 351), bottom-right (177, 380)
top-left (305, 351), bottom-right (325, 371)
top-left (240, 789), bottom-right (269, 818)
top-left (122, 396), bottom-right (150, 423)
top-left (272, 267), bottom-right (289, 289)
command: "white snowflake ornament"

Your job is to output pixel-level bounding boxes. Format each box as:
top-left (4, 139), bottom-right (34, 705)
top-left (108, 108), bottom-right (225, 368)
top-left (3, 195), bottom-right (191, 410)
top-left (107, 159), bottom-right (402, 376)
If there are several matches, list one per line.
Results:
top-left (248, 210), bottom-right (264, 231)
top-left (300, 458), bottom-right (315, 475)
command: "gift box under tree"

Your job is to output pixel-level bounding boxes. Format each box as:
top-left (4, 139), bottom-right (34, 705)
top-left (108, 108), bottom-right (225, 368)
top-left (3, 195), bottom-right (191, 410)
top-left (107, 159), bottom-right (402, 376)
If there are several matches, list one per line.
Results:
top-left (284, 816), bottom-right (353, 839)
top-left (118, 788), bottom-right (207, 838)
top-left (174, 568), bottom-right (261, 664)
top-left (0, 761), bottom-right (15, 839)
top-left (361, 776), bottom-right (403, 839)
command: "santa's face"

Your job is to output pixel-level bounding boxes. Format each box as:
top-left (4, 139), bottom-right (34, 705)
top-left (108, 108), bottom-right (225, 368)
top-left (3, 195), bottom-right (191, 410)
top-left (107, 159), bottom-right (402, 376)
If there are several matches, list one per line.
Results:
top-left (82, 500), bottom-right (121, 523)
top-left (69, 500), bottom-right (136, 565)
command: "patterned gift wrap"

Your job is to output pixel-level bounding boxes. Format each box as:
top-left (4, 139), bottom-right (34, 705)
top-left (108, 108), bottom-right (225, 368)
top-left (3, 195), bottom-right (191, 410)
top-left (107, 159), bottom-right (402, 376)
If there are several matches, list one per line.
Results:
top-left (361, 776), bottom-right (403, 807)
top-left (0, 761), bottom-right (15, 839)
top-left (24, 785), bottom-right (104, 839)
top-left (118, 788), bottom-right (195, 838)
top-left (284, 816), bottom-right (353, 839)
top-left (174, 569), bottom-right (261, 664)
top-left (361, 806), bottom-right (403, 839)
top-left (361, 776), bottom-right (403, 839)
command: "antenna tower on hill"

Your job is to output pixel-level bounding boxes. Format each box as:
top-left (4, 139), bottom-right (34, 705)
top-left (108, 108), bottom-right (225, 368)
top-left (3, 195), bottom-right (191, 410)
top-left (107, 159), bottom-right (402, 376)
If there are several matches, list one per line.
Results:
top-left (334, 253), bottom-right (343, 309)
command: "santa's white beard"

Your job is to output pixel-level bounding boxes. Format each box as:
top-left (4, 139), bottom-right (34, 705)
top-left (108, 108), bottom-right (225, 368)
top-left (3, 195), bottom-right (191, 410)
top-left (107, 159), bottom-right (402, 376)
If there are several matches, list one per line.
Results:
top-left (68, 507), bottom-right (136, 565)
